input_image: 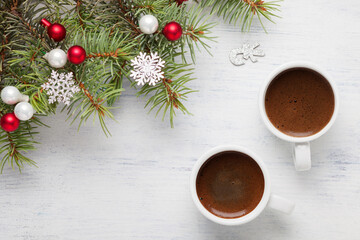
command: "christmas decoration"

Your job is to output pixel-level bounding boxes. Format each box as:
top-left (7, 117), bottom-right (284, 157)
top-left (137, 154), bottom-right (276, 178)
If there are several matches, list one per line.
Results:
top-left (139, 15), bottom-right (159, 34)
top-left (67, 45), bottom-right (86, 64)
top-left (0, 113), bottom-right (20, 132)
top-left (229, 43), bottom-right (265, 66)
top-left (0, 0), bottom-right (281, 171)
top-left (1, 86), bottom-right (29, 105)
top-left (40, 18), bottom-right (66, 42)
top-left (14, 102), bottom-right (34, 121)
top-left (43, 49), bottom-right (67, 68)
top-left (130, 52), bottom-right (165, 86)
top-left (176, 0), bottom-right (188, 5)
top-left (41, 70), bottom-right (80, 105)
top-left (163, 22), bottom-right (183, 41)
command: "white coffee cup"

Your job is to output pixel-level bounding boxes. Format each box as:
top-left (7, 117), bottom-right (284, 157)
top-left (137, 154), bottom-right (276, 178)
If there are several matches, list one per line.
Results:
top-left (259, 62), bottom-right (339, 171)
top-left (190, 145), bottom-right (295, 226)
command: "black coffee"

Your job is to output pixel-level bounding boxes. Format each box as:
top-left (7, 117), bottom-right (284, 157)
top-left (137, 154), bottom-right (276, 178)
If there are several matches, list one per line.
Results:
top-left (265, 68), bottom-right (335, 137)
top-left (196, 151), bottom-right (265, 219)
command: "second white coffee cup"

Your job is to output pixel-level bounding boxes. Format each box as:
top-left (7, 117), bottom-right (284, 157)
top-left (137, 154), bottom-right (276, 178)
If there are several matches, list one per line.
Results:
top-left (259, 61), bottom-right (339, 171)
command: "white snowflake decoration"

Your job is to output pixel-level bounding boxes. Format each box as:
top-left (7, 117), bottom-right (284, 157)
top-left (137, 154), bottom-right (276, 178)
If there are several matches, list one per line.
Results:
top-left (229, 42), bottom-right (265, 66)
top-left (41, 70), bottom-right (80, 105)
top-left (130, 52), bottom-right (165, 86)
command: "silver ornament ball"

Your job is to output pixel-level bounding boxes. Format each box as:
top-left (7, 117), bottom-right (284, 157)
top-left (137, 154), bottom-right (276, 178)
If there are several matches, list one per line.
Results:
top-left (14, 102), bottom-right (34, 121)
top-left (44, 49), bottom-right (67, 68)
top-left (1, 86), bottom-right (29, 105)
top-left (139, 15), bottom-right (159, 34)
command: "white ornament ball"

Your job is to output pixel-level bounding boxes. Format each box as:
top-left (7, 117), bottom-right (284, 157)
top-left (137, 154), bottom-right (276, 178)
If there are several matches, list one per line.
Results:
top-left (43, 49), bottom-right (67, 68)
top-left (14, 102), bottom-right (34, 121)
top-left (139, 15), bottom-right (159, 34)
top-left (1, 86), bottom-right (29, 105)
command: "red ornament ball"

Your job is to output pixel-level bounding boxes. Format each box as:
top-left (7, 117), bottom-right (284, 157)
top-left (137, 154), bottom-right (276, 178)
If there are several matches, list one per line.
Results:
top-left (67, 45), bottom-right (86, 65)
top-left (41, 19), bottom-right (66, 42)
top-left (1, 113), bottom-right (20, 132)
top-left (163, 22), bottom-right (183, 41)
top-left (176, 0), bottom-right (188, 5)
top-left (48, 23), bottom-right (66, 42)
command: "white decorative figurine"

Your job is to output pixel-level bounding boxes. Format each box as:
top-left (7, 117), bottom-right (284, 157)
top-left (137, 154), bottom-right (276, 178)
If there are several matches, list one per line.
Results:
top-left (229, 42), bottom-right (265, 66)
top-left (1, 86), bottom-right (29, 105)
top-left (139, 15), bottom-right (159, 34)
top-left (130, 52), bottom-right (165, 86)
top-left (14, 102), bottom-right (34, 121)
top-left (43, 49), bottom-right (67, 68)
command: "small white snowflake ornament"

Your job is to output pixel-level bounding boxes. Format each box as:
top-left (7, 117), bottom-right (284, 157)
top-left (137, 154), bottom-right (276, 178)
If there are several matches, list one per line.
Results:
top-left (130, 52), bottom-right (165, 86)
top-left (229, 42), bottom-right (265, 66)
top-left (41, 70), bottom-right (80, 105)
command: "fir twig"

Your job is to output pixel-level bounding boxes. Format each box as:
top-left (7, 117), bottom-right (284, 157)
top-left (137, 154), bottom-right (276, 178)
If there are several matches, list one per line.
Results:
top-left (197, 0), bottom-right (281, 31)
top-left (0, 0), bottom-right (214, 171)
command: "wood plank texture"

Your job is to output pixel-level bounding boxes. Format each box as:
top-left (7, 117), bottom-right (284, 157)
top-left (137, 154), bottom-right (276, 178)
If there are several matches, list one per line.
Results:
top-left (1, 0), bottom-right (359, 239)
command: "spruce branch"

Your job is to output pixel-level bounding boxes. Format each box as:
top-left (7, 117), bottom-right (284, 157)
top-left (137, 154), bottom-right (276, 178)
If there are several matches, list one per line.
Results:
top-left (62, 29), bottom-right (135, 135)
top-left (117, 0), bottom-right (142, 35)
top-left (92, 0), bottom-right (214, 127)
top-left (5, 5), bottom-right (44, 42)
top-left (197, 0), bottom-right (281, 31)
top-left (0, 0), bottom-right (216, 171)
top-left (76, 0), bottom-right (85, 28)
top-left (136, 58), bottom-right (195, 127)
top-left (0, 1), bottom-right (65, 171)
top-left (0, 36), bottom-right (7, 74)
top-left (0, 118), bottom-right (40, 173)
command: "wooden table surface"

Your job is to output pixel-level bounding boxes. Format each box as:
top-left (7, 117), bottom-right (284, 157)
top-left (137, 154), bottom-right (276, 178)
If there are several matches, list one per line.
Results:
top-left (1, 1), bottom-right (360, 239)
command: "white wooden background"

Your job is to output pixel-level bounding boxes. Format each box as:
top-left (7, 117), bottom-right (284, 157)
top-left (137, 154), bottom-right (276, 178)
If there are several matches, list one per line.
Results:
top-left (1, 1), bottom-right (360, 239)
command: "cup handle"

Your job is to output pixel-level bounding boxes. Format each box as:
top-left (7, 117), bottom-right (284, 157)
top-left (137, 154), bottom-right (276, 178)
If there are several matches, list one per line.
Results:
top-left (268, 194), bottom-right (295, 214)
top-left (292, 142), bottom-right (311, 171)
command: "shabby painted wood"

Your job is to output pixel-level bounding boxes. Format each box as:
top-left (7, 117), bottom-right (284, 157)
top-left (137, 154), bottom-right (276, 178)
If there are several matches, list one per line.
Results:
top-left (1, 0), bottom-right (360, 239)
